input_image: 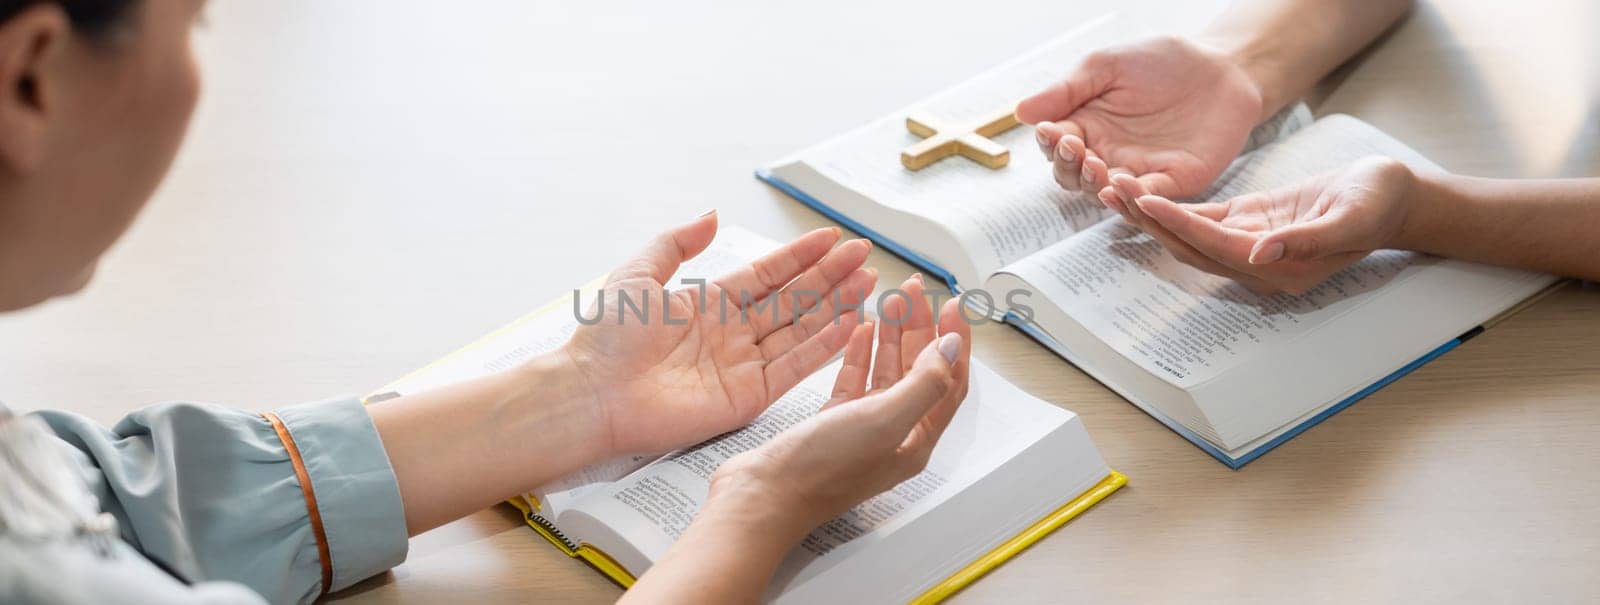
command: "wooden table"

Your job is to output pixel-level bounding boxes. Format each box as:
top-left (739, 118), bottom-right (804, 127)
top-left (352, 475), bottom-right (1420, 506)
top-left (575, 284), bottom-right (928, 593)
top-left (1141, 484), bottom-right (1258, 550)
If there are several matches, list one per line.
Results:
top-left (1, 1), bottom-right (1595, 603)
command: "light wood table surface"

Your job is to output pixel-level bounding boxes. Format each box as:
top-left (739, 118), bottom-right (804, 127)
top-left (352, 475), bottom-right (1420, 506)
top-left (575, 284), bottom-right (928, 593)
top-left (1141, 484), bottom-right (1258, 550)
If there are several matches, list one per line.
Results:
top-left (1, 1), bottom-right (1595, 603)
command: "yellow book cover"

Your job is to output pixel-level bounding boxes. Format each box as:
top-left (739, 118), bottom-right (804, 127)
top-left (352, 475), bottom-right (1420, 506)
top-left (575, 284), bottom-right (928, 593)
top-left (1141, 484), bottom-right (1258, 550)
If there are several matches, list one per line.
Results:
top-left (504, 471), bottom-right (1128, 602)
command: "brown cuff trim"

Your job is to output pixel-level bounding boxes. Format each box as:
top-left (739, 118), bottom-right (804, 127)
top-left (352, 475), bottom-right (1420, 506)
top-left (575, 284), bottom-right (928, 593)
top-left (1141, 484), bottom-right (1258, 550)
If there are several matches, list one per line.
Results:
top-left (263, 411), bottom-right (334, 596)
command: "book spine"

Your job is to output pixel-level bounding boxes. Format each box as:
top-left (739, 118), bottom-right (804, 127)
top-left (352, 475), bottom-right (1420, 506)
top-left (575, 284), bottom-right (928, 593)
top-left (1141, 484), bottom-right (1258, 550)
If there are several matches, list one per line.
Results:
top-left (527, 511), bottom-right (579, 551)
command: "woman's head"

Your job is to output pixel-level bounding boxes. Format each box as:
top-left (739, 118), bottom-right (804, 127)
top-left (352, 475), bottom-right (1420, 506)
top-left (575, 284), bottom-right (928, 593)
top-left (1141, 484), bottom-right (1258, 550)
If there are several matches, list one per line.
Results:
top-left (0, 0), bottom-right (206, 311)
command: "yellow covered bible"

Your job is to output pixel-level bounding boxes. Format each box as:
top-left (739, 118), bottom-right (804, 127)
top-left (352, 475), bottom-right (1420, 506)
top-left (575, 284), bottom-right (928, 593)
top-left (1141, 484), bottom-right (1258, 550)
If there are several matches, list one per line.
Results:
top-left (369, 226), bottom-right (1125, 603)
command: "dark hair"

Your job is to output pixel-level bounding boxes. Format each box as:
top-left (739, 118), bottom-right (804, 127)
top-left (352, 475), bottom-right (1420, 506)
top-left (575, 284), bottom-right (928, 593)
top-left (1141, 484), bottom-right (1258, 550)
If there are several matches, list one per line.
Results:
top-left (0, 0), bottom-right (138, 36)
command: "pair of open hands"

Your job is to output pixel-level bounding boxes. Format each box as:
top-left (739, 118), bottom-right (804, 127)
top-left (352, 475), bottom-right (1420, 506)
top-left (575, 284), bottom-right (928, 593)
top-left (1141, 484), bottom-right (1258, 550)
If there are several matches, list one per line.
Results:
top-left (560, 212), bottom-right (971, 531)
top-left (1018, 36), bottom-right (1415, 295)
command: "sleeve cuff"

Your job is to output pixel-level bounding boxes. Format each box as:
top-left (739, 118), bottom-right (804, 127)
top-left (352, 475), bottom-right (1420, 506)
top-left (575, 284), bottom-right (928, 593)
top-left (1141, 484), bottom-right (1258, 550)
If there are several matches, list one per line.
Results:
top-left (273, 397), bottom-right (409, 592)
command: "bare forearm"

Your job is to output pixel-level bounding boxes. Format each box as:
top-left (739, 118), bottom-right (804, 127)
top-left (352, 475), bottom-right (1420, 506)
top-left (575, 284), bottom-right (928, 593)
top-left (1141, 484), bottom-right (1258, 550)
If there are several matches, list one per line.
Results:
top-left (621, 488), bottom-right (812, 604)
top-left (1199, 0), bottom-right (1414, 121)
top-left (1396, 172), bottom-right (1600, 280)
top-left (369, 350), bottom-right (606, 535)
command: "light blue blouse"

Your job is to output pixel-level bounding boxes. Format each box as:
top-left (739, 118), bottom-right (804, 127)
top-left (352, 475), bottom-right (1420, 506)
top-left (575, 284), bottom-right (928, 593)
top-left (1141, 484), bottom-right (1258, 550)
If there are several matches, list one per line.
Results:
top-left (0, 397), bottom-right (410, 604)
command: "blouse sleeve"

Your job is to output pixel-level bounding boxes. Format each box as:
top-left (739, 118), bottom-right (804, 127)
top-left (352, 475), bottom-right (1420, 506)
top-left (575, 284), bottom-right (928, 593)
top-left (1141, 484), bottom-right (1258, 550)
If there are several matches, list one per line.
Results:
top-left (30, 397), bottom-right (410, 605)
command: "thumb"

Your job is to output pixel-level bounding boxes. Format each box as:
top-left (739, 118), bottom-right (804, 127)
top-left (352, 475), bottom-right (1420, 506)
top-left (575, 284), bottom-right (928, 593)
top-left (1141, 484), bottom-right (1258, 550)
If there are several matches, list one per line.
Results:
top-left (1250, 212), bottom-right (1368, 264)
top-left (870, 333), bottom-right (963, 435)
top-left (1016, 53), bottom-right (1110, 124)
top-left (612, 210), bottom-right (719, 284)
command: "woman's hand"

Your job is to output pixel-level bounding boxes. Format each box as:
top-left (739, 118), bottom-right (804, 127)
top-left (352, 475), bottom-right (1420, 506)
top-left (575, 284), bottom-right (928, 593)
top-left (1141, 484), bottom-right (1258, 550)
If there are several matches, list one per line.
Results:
top-left (1016, 36), bottom-right (1264, 201)
top-left (1016, 0), bottom-right (1416, 203)
top-left (708, 275), bottom-right (971, 535)
top-left (375, 213), bottom-right (877, 533)
top-left (1121, 156), bottom-right (1415, 295)
top-left (561, 211), bottom-right (879, 457)
top-left (622, 275), bottom-right (972, 605)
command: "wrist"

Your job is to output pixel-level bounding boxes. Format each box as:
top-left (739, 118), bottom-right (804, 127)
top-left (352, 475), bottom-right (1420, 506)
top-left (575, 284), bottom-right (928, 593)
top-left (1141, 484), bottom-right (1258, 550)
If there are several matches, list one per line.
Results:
top-left (1209, 38), bottom-right (1285, 124)
top-left (504, 349), bottom-right (610, 465)
top-left (632, 474), bottom-right (810, 604)
top-left (703, 467), bottom-right (819, 548)
top-left (1392, 168), bottom-right (1450, 253)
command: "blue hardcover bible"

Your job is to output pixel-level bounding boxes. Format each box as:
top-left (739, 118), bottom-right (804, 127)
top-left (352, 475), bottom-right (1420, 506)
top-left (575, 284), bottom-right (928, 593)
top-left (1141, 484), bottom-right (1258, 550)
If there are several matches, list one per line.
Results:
top-left (755, 16), bottom-right (1558, 467)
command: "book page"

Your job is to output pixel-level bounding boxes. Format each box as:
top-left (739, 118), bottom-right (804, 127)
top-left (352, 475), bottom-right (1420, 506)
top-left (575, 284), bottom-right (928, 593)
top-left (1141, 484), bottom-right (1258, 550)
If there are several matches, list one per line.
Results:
top-left (374, 226), bottom-right (782, 511)
top-left (792, 16), bottom-right (1132, 281)
top-left (789, 13), bottom-right (1312, 285)
top-left (998, 116), bottom-right (1441, 389)
top-left (557, 361), bottom-right (1075, 580)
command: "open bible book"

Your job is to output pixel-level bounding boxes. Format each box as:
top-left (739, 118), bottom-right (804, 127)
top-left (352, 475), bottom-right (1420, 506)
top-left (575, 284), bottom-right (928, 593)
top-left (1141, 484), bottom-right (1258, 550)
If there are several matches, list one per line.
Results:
top-left (757, 14), bottom-right (1559, 467)
top-left (368, 226), bottom-right (1125, 604)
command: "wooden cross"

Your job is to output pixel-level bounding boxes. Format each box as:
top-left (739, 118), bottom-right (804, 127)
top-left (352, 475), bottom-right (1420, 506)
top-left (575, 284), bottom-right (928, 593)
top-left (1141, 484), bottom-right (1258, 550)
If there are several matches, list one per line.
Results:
top-left (899, 106), bottom-right (1022, 171)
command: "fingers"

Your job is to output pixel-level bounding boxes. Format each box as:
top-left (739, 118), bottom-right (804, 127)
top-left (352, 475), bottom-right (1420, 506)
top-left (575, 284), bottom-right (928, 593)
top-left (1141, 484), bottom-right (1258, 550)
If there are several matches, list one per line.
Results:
top-left (1136, 193), bottom-right (1354, 295)
top-left (869, 331), bottom-right (963, 439)
top-left (935, 298), bottom-right (972, 379)
top-left (1126, 194), bottom-right (1279, 292)
top-left (1101, 172), bottom-right (1149, 229)
top-left (823, 321), bottom-right (875, 410)
top-left (1016, 51), bottom-right (1110, 124)
top-left (918, 298), bottom-right (972, 438)
top-left (1249, 239), bottom-right (1287, 265)
top-left (763, 310), bottom-right (861, 404)
top-left (1133, 172), bottom-right (1184, 201)
top-left (1250, 212), bottom-right (1360, 265)
top-left (1080, 154), bottom-right (1110, 196)
top-left (744, 238), bottom-right (872, 338)
top-left (897, 275), bottom-right (936, 378)
top-left (1049, 132), bottom-right (1088, 192)
top-left (1248, 155), bottom-right (1409, 264)
top-left (1133, 195), bottom-right (1282, 292)
top-left (1033, 120), bottom-right (1063, 158)
top-left (1107, 171), bottom-right (1218, 227)
top-left (869, 298), bottom-right (974, 464)
top-left (812, 300), bottom-right (973, 493)
top-left (714, 227), bottom-right (842, 303)
top-left (1179, 200), bottom-right (1232, 221)
top-left (758, 266), bottom-right (877, 360)
top-left (1099, 173), bottom-right (1137, 223)
top-left (1097, 185), bottom-right (1130, 221)
top-left (870, 284), bottom-right (907, 388)
top-left (1134, 195), bottom-right (1257, 266)
top-left (611, 211), bottom-right (720, 284)
top-left (1135, 194), bottom-right (1354, 295)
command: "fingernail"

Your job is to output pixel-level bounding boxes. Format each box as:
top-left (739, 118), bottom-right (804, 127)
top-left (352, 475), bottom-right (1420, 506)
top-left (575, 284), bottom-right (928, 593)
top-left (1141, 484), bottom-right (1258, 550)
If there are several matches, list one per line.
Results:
top-left (828, 226), bottom-right (843, 239)
top-left (1035, 126), bottom-right (1051, 147)
top-left (699, 208), bottom-right (717, 217)
top-left (911, 272), bottom-right (922, 283)
top-left (1250, 241), bottom-right (1285, 265)
top-left (1080, 162), bottom-right (1094, 187)
top-left (1098, 189), bottom-right (1122, 211)
top-left (1057, 140), bottom-right (1075, 163)
top-left (937, 333), bottom-right (963, 364)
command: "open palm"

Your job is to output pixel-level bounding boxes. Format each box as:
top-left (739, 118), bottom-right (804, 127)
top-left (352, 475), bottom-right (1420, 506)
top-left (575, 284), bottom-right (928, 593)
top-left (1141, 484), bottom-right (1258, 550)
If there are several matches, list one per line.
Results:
top-left (712, 274), bottom-right (972, 533)
top-left (1125, 157), bottom-right (1415, 294)
top-left (1018, 36), bottom-right (1263, 200)
top-left (563, 213), bottom-right (877, 455)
